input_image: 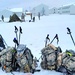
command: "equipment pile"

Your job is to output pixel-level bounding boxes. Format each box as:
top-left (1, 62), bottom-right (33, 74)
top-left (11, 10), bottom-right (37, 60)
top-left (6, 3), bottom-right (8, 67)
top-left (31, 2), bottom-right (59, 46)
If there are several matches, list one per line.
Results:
top-left (40, 27), bottom-right (75, 75)
top-left (0, 27), bottom-right (75, 75)
top-left (0, 26), bottom-right (40, 74)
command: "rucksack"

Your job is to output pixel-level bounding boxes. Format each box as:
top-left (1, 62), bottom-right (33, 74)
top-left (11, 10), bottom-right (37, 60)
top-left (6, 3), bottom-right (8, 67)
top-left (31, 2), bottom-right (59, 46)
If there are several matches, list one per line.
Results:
top-left (16, 44), bottom-right (34, 73)
top-left (56, 49), bottom-right (75, 75)
top-left (0, 47), bottom-right (17, 72)
top-left (56, 65), bottom-right (74, 75)
top-left (0, 44), bottom-right (35, 73)
top-left (62, 50), bottom-right (75, 72)
top-left (41, 44), bottom-right (62, 70)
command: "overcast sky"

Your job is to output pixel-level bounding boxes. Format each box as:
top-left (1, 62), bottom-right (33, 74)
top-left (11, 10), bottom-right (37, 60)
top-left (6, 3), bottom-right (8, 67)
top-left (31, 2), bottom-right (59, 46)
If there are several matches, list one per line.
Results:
top-left (0, 0), bottom-right (75, 10)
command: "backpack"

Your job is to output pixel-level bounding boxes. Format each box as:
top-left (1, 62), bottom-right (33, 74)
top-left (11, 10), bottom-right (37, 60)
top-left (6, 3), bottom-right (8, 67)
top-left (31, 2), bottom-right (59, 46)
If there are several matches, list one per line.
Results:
top-left (56, 49), bottom-right (75, 75)
top-left (16, 44), bottom-right (34, 73)
top-left (62, 50), bottom-right (75, 72)
top-left (0, 47), bottom-right (17, 72)
top-left (0, 44), bottom-right (35, 73)
top-left (41, 44), bottom-right (62, 70)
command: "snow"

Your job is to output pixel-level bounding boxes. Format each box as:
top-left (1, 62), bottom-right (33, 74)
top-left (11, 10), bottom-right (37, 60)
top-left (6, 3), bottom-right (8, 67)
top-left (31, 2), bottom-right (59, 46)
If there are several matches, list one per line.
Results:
top-left (10, 8), bottom-right (24, 12)
top-left (0, 14), bottom-right (75, 75)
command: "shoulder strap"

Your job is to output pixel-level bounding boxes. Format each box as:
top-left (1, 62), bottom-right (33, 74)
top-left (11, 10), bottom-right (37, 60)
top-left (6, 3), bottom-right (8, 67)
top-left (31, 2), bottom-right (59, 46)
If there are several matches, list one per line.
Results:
top-left (48, 44), bottom-right (57, 50)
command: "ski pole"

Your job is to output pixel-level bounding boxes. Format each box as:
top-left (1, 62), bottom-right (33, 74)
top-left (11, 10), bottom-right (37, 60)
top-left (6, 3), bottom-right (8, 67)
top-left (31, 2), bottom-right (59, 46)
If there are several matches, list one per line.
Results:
top-left (14, 26), bottom-right (18, 47)
top-left (38, 55), bottom-right (42, 62)
top-left (19, 26), bottom-right (22, 45)
top-left (11, 72), bottom-right (15, 75)
top-left (50, 37), bottom-right (55, 44)
top-left (3, 38), bottom-right (8, 47)
top-left (45, 34), bottom-right (50, 47)
top-left (67, 27), bottom-right (75, 46)
top-left (55, 34), bottom-right (59, 44)
top-left (13, 38), bottom-right (19, 46)
top-left (14, 26), bottom-right (18, 42)
top-left (50, 34), bottom-right (59, 44)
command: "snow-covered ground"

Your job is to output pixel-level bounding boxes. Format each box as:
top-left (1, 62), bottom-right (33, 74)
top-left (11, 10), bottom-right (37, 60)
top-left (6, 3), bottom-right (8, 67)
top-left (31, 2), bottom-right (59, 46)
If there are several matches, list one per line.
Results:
top-left (0, 14), bottom-right (75, 75)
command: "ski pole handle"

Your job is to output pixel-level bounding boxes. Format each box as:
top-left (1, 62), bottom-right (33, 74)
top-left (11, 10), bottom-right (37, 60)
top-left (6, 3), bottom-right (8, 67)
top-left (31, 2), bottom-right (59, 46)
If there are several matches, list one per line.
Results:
top-left (55, 34), bottom-right (59, 44)
top-left (20, 26), bottom-right (22, 34)
top-left (13, 38), bottom-right (19, 46)
top-left (50, 34), bottom-right (59, 44)
top-left (67, 27), bottom-right (71, 34)
top-left (67, 27), bottom-right (75, 46)
top-left (14, 26), bottom-right (18, 33)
